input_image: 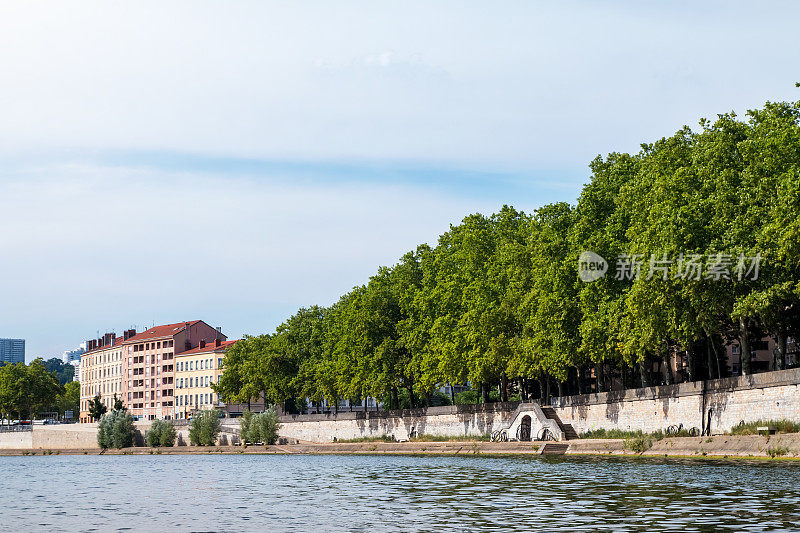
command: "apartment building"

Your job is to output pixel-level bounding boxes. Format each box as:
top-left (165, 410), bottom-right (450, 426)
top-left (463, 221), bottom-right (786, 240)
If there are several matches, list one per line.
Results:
top-left (176, 339), bottom-right (228, 419)
top-left (121, 320), bottom-right (226, 421)
top-left (79, 332), bottom-right (129, 423)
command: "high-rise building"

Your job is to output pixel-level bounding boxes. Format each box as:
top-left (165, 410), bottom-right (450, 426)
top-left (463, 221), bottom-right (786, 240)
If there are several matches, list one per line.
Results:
top-left (63, 342), bottom-right (86, 364)
top-left (0, 338), bottom-right (25, 364)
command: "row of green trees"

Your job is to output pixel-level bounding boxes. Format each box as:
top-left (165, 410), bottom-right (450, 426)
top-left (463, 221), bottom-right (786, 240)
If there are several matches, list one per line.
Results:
top-left (0, 359), bottom-right (80, 423)
top-left (213, 98), bottom-right (800, 409)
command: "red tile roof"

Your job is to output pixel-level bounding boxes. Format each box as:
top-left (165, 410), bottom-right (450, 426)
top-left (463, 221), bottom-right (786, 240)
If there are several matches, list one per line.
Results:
top-left (177, 340), bottom-right (238, 356)
top-left (124, 321), bottom-right (203, 344)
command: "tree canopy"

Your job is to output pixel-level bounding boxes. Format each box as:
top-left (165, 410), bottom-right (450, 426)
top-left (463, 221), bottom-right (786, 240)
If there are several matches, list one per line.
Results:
top-left (214, 98), bottom-right (800, 409)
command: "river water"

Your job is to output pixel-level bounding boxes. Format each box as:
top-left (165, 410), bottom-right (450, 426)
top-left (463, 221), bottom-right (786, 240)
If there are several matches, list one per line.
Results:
top-left (1, 454), bottom-right (799, 532)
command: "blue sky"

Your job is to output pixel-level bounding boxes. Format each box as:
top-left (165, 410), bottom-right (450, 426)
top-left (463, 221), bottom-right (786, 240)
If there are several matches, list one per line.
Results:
top-left (1, 0), bottom-right (799, 360)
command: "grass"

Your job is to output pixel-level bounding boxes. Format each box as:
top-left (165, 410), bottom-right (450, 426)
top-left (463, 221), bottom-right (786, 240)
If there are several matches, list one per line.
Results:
top-left (624, 434), bottom-right (654, 453)
top-left (337, 434), bottom-right (490, 443)
top-left (336, 435), bottom-right (395, 443)
top-left (768, 445), bottom-right (790, 458)
top-left (410, 434), bottom-right (490, 442)
top-left (582, 428), bottom-right (697, 440)
top-left (729, 420), bottom-right (800, 435)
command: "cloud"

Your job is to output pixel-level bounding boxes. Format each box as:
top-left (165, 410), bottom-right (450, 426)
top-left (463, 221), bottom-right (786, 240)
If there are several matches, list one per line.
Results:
top-left (0, 162), bottom-right (502, 357)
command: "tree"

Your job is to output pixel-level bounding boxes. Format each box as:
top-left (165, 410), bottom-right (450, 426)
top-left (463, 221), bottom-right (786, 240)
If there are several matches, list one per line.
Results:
top-left (188, 410), bottom-right (221, 446)
top-left (88, 394), bottom-right (107, 421)
top-left (145, 419), bottom-right (176, 447)
top-left (113, 393), bottom-right (124, 411)
top-left (97, 409), bottom-right (135, 449)
top-left (57, 381), bottom-right (81, 419)
top-left (240, 408), bottom-right (281, 445)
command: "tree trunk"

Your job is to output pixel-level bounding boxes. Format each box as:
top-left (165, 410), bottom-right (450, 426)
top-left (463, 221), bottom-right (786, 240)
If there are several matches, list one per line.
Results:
top-left (448, 384), bottom-right (455, 405)
top-left (776, 334), bottom-right (788, 371)
top-left (739, 317), bottom-right (752, 376)
top-left (704, 335), bottom-right (717, 380)
top-left (661, 346), bottom-right (673, 386)
top-left (639, 358), bottom-right (650, 388)
top-left (576, 366), bottom-right (584, 395)
top-left (500, 373), bottom-right (508, 402)
top-left (556, 380), bottom-right (564, 397)
top-left (686, 344), bottom-right (696, 383)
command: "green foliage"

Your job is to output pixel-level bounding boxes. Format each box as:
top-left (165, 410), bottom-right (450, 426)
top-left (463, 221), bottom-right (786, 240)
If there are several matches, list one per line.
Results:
top-left (56, 381), bottom-right (81, 418)
top-left (454, 389), bottom-right (480, 405)
top-left (189, 410), bottom-right (222, 446)
top-left (336, 435), bottom-right (395, 443)
top-left (88, 394), bottom-right (107, 421)
top-left (97, 410), bottom-right (135, 449)
top-left (410, 434), bottom-right (490, 442)
top-left (208, 97), bottom-right (800, 409)
top-left (767, 445), bottom-right (789, 458)
top-left (0, 359), bottom-right (63, 423)
top-left (730, 420), bottom-right (800, 435)
top-left (624, 434), bottom-right (654, 453)
top-left (43, 358), bottom-right (75, 385)
top-left (145, 419), bottom-right (176, 447)
top-left (239, 408), bottom-right (281, 445)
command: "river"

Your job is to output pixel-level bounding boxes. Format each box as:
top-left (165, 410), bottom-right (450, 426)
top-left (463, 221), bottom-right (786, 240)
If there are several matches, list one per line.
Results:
top-left (1, 454), bottom-right (799, 531)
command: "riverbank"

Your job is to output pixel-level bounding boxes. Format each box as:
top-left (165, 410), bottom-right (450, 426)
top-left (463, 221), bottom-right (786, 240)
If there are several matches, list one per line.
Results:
top-left (3, 434), bottom-right (800, 459)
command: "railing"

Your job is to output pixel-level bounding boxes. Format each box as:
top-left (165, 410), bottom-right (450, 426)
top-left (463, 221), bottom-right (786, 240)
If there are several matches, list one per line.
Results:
top-left (0, 424), bottom-right (33, 432)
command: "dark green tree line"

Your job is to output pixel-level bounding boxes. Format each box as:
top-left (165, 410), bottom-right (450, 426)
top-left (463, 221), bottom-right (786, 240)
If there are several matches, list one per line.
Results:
top-left (213, 98), bottom-right (800, 409)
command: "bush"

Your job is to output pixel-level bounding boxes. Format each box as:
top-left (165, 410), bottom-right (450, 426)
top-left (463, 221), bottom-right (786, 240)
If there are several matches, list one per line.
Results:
top-left (189, 410), bottom-right (222, 446)
top-left (97, 410), bottom-right (136, 449)
top-left (145, 420), bottom-right (176, 447)
top-left (454, 389), bottom-right (480, 405)
top-left (624, 434), bottom-right (653, 453)
top-left (240, 408), bottom-right (281, 445)
top-left (730, 420), bottom-right (800, 435)
top-left (429, 390), bottom-right (452, 407)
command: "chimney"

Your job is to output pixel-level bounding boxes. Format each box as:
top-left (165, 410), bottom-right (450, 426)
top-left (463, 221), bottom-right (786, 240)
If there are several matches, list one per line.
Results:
top-left (199, 340), bottom-right (206, 349)
top-left (215, 338), bottom-right (221, 348)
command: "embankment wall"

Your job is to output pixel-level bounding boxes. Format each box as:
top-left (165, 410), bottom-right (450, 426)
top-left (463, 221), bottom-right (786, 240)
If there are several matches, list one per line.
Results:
top-left (279, 369), bottom-right (800, 442)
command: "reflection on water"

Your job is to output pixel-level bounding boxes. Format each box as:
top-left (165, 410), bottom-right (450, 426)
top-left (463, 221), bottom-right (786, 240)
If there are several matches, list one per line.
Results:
top-left (1, 454), bottom-right (799, 532)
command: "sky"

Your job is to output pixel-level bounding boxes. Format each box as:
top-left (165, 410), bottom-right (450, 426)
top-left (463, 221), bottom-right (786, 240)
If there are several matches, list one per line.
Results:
top-left (1, 1), bottom-right (798, 360)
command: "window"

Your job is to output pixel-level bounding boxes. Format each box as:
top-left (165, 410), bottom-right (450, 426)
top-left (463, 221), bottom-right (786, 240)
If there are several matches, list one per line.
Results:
top-left (218, 358), bottom-right (223, 369)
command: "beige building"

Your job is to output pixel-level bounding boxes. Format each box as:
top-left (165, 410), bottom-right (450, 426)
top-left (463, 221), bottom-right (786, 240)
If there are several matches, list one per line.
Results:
top-left (79, 332), bottom-right (128, 423)
top-left (174, 339), bottom-right (262, 418)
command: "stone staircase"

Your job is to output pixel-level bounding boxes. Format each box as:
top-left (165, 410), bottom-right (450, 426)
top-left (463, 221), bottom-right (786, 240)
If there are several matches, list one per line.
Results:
top-left (539, 442), bottom-right (569, 455)
top-left (540, 406), bottom-right (579, 440)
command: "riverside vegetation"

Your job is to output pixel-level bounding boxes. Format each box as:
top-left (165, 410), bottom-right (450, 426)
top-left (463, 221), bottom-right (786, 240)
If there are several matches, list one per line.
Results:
top-left (212, 97), bottom-right (800, 413)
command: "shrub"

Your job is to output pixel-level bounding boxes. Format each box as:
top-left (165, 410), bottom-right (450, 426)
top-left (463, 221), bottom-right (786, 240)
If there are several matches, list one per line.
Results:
top-left (730, 420), bottom-right (800, 435)
top-left (97, 410), bottom-right (135, 449)
top-left (454, 389), bottom-right (480, 405)
top-left (240, 408), bottom-right (281, 445)
top-left (624, 434), bottom-right (653, 453)
top-left (189, 410), bottom-right (221, 446)
top-left (145, 420), bottom-right (176, 447)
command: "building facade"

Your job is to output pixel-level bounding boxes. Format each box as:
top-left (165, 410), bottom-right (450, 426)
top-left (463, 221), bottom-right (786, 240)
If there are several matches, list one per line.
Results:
top-left (176, 339), bottom-right (233, 419)
top-left (0, 338), bottom-right (25, 364)
top-left (121, 321), bottom-right (226, 421)
top-left (79, 333), bottom-right (126, 423)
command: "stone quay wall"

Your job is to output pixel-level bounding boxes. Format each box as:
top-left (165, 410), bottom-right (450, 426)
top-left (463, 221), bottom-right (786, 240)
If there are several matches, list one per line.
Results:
top-left (278, 403), bottom-right (519, 442)
top-left (280, 369), bottom-right (800, 442)
top-left (552, 368), bottom-right (800, 435)
top-left (0, 424), bottom-right (99, 450)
